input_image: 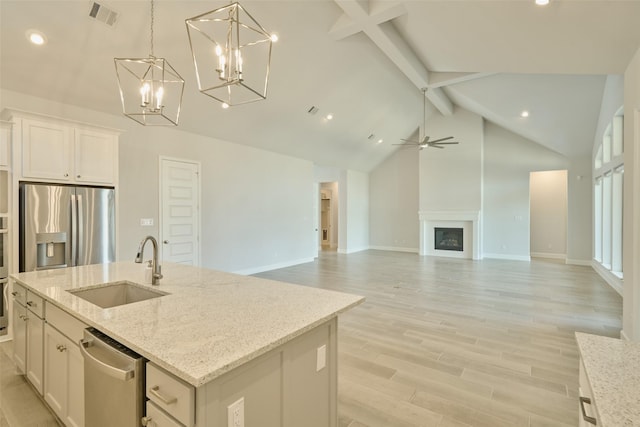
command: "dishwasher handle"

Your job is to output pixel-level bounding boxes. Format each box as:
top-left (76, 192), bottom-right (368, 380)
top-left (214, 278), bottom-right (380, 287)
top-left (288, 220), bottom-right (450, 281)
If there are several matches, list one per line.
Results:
top-left (80, 339), bottom-right (136, 381)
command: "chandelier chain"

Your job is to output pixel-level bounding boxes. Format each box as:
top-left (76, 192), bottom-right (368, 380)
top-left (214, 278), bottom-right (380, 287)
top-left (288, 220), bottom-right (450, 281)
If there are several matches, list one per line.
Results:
top-left (150, 0), bottom-right (154, 57)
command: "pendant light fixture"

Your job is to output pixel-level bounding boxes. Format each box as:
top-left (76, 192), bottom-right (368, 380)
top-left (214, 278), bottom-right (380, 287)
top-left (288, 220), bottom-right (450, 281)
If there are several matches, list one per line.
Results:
top-left (115, 0), bottom-right (185, 126)
top-left (185, 2), bottom-right (277, 108)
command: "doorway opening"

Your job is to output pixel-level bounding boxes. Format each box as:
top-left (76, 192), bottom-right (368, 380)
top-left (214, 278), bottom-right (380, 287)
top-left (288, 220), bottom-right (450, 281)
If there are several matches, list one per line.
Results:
top-left (319, 182), bottom-right (338, 251)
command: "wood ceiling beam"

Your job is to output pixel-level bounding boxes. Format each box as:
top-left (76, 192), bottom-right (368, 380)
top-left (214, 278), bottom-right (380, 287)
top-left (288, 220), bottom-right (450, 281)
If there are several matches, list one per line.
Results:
top-left (330, 0), bottom-right (453, 116)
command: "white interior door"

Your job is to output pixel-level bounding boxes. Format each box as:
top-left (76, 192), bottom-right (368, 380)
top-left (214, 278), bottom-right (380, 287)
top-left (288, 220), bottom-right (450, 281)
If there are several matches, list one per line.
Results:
top-left (160, 158), bottom-right (201, 266)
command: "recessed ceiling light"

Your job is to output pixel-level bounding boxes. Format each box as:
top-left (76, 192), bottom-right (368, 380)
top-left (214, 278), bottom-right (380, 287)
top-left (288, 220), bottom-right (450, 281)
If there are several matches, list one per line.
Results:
top-left (26, 30), bottom-right (47, 46)
top-left (535, 0), bottom-right (549, 5)
top-left (521, 110), bottom-right (530, 118)
top-left (377, 139), bottom-right (383, 144)
top-left (221, 102), bottom-right (229, 109)
top-left (326, 114), bottom-right (333, 120)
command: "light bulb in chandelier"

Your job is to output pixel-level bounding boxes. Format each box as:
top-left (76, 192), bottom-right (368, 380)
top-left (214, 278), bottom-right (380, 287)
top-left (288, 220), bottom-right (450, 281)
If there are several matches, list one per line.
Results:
top-left (139, 81), bottom-right (165, 112)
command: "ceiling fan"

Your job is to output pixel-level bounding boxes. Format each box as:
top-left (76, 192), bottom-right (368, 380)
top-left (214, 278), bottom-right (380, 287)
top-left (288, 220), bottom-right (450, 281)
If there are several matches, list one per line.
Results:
top-left (394, 88), bottom-right (459, 150)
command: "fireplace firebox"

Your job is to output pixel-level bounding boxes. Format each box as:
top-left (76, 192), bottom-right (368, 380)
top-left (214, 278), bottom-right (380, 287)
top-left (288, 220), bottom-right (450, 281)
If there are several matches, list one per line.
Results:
top-left (434, 227), bottom-right (463, 251)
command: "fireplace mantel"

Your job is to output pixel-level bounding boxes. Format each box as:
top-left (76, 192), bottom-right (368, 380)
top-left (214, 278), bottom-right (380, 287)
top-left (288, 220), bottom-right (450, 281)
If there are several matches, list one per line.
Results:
top-left (418, 210), bottom-right (481, 260)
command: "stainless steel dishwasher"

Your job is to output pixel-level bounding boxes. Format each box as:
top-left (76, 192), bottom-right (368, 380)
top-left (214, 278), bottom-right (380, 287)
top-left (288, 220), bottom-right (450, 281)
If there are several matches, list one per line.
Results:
top-left (80, 327), bottom-right (146, 427)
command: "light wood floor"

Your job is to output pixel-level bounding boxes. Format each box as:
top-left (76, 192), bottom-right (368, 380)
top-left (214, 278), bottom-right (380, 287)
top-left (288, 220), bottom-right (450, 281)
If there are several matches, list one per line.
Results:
top-left (0, 251), bottom-right (622, 427)
top-left (255, 250), bottom-right (623, 427)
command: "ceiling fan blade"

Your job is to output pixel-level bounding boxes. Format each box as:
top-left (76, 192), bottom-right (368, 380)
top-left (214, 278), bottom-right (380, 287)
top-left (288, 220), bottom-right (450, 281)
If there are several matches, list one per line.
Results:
top-left (400, 138), bottom-right (420, 143)
top-left (431, 144), bottom-right (445, 149)
top-left (431, 141), bottom-right (459, 145)
top-left (428, 136), bottom-right (454, 144)
top-left (421, 136), bottom-right (430, 144)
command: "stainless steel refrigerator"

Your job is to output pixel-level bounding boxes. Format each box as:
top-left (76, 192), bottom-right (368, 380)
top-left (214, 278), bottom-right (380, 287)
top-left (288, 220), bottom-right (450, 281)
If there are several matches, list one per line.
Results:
top-left (19, 183), bottom-right (115, 272)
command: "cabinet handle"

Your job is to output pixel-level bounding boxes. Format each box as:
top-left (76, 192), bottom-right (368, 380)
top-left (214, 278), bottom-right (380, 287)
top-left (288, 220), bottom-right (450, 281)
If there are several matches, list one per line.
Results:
top-left (11, 291), bottom-right (18, 297)
top-left (77, 175), bottom-right (81, 178)
top-left (149, 386), bottom-right (177, 405)
top-left (26, 301), bottom-right (36, 307)
top-left (64, 173), bottom-right (69, 177)
top-left (57, 344), bottom-right (67, 352)
top-left (579, 396), bottom-right (597, 425)
top-left (163, 240), bottom-right (169, 244)
top-left (141, 416), bottom-right (153, 426)
top-left (19, 314), bottom-right (29, 321)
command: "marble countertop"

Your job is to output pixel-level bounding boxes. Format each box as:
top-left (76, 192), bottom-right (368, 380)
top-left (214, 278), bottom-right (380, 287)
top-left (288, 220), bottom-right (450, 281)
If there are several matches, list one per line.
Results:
top-left (11, 262), bottom-right (364, 387)
top-left (575, 332), bottom-right (640, 427)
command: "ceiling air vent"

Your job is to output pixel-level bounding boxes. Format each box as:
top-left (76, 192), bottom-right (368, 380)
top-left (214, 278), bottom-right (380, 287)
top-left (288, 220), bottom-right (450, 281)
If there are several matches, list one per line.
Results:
top-left (307, 106), bottom-right (319, 115)
top-left (89, 2), bottom-right (119, 27)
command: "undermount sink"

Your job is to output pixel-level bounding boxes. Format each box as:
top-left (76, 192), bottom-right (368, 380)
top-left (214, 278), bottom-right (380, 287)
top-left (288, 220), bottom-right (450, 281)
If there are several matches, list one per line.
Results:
top-left (67, 282), bottom-right (168, 308)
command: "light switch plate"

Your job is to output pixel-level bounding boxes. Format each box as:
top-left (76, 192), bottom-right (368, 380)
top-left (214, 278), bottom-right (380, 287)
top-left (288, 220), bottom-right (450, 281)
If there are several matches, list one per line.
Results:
top-left (317, 344), bottom-right (327, 372)
top-left (227, 397), bottom-right (244, 427)
top-left (140, 218), bottom-right (154, 226)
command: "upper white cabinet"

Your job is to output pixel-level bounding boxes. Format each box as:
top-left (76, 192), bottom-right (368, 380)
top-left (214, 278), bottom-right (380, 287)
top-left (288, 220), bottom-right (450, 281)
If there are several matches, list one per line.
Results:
top-left (22, 118), bottom-right (72, 181)
top-left (0, 121), bottom-right (11, 169)
top-left (9, 112), bottom-right (119, 186)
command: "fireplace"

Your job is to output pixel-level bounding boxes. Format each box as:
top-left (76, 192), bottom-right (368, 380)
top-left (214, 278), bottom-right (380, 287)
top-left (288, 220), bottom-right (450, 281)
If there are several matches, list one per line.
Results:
top-left (419, 211), bottom-right (480, 260)
top-left (434, 227), bottom-right (463, 251)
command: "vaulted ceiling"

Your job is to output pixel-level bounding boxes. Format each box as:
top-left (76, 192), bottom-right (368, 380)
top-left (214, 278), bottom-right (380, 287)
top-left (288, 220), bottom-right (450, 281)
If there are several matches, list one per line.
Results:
top-left (1, 0), bottom-right (640, 171)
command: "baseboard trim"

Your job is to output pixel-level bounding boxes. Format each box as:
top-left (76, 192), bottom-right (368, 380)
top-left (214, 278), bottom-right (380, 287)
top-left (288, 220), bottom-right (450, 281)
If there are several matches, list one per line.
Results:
top-left (337, 246), bottom-right (369, 254)
top-left (235, 257), bottom-right (315, 275)
top-left (565, 259), bottom-right (592, 266)
top-left (591, 260), bottom-right (623, 296)
top-left (483, 253), bottom-right (531, 262)
top-left (530, 252), bottom-right (566, 260)
top-left (369, 246), bottom-right (419, 253)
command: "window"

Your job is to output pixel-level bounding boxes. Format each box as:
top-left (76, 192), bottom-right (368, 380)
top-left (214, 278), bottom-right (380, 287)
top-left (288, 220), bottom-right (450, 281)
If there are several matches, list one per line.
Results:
top-left (594, 108), bottom-right (624, 278)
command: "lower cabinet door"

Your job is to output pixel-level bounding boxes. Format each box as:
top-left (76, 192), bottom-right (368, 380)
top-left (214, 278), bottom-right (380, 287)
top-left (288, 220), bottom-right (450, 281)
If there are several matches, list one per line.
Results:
top-left (12, 302), bottom-right (27, 373)
top-left (146, 401), bottom-right (184, 427)
top-left (65, 342), bottom-right (85, 427)
top-left (44, 324), bottom-right (68, 420)
top-left (26, 314), bottom-right (44, 395)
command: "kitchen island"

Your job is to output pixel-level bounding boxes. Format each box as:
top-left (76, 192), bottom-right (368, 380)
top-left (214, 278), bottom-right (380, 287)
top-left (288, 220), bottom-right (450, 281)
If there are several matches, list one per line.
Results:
top-left (11, 262), bottom-right (364, 427)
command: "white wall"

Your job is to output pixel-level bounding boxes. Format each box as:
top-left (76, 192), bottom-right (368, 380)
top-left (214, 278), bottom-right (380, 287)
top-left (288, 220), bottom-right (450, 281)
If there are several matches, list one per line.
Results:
top-left (369, 147), bottom-right (419, 252)
top-left (530, 170), bottom-right (568, 258)
top-left (482, 121), bottom-right (568, 260)
top-left (345, 170), bottom-right (370, 253)
top-left (623, 47), bottom-right (640, 341)
top-left (566, 156), bottom-right (593, 264)
top-left (419, 108), bottom-right (483, 212)
top-left (1, 89), bottom-right (316, 275)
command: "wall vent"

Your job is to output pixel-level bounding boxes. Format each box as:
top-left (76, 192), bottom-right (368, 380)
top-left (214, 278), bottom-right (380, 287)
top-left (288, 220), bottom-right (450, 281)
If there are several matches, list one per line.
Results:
top-left (89, 2), bottom-right (119, 27)
top-left (307, 106), bottom-right (319, 115)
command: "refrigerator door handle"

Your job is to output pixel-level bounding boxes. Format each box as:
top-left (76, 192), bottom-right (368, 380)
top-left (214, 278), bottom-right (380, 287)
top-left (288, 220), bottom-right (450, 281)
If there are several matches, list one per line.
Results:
top-left (70, 194), bottom-right (77, 267)
top-left (77, 194), bottom-right (84, 266)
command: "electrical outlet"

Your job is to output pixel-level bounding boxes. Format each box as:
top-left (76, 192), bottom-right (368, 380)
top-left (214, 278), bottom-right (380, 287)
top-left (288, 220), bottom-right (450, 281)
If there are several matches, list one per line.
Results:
top-left (317, 344), bottom-right (327, 372)
top-left (227, 397), bottom-right (244, 427)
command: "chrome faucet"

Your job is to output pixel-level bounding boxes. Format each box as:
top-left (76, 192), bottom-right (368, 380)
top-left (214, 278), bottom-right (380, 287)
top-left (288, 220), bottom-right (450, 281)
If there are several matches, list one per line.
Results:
top-left (135, 236), bottom-right (163, 285)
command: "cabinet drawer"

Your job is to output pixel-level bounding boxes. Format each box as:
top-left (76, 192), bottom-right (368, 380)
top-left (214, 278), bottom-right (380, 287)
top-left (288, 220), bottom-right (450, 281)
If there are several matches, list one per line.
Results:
top-left (45, 303), bottom-right (88, 344)
top-left (26, 291), bottom-right (44, 318)
top-left (146, 363), bottom-right (195, 427)
top-left (146, 401), bottom-right (184, 427)
top-left (12, 282), bottom-right (27, 306)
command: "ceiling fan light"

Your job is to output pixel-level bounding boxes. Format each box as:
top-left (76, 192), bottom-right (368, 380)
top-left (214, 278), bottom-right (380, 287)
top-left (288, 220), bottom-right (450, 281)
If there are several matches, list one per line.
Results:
top-left (535, 0), bottom-right (549, 5)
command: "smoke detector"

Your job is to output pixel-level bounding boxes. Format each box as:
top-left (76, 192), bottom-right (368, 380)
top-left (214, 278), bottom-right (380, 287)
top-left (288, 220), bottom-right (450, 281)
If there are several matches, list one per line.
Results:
top-left (89, 2), bottom-right (119, 27)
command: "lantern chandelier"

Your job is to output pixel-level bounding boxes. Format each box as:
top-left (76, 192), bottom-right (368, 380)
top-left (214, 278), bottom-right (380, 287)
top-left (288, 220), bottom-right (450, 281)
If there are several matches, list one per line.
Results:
top-left (114, 0), bottom-right (185, 126)
top-left (186, 2), bottom-right (277, 108)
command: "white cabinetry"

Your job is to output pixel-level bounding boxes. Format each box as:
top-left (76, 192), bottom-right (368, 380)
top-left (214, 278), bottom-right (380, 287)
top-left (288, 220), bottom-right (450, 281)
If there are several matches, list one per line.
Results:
top-left (22, 118), bottom-right (72, 181)
top-left (44, 303), bottom-right (86, 427)
top-left (578, 358), bottom-right (599, 427)
top-left (0, 121), bottom-right (11, 168)
top-left (11, 282), bottom-right (44, 395)
top-left (11, 113), bottom-right (118, 186)
top-left (145, 363), bottom-right (195, 427)
top-left (11, 297), bottom-right (26, 373)
top-left (25, 292), bottom-right (44, 394)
